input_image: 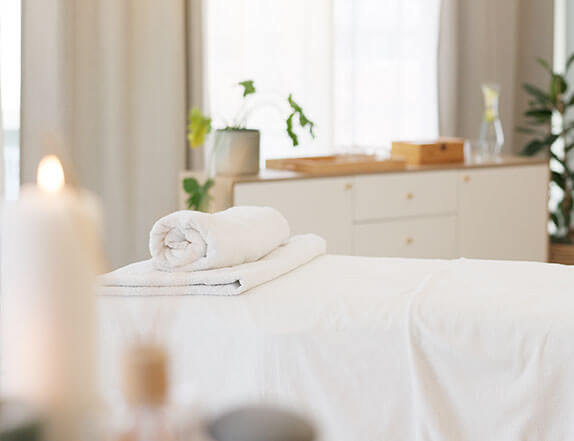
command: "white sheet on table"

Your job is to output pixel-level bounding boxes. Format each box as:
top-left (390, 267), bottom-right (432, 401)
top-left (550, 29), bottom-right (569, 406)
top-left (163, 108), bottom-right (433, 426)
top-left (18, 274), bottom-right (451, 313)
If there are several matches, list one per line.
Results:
top-left (97, 255), bottom-right (574, 441)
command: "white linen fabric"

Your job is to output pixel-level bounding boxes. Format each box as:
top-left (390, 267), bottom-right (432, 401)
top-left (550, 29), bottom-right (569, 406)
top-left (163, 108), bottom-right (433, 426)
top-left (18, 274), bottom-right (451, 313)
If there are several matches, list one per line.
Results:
top-left (100, 234), bottom-right (324, 296)
top-left (149, 207), bottom-right (290, 272)
top-left (98, 255), bottom-right (574, 441)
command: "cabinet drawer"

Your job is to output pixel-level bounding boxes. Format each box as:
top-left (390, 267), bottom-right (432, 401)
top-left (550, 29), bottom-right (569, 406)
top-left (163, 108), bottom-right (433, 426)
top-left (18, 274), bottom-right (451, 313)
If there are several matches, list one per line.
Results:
top-left (353, 216), bottom-right (456, 258)
top-left (234, 177), bottom-right (353, 254)
top-left (353, 171), bottom-right (457, 221)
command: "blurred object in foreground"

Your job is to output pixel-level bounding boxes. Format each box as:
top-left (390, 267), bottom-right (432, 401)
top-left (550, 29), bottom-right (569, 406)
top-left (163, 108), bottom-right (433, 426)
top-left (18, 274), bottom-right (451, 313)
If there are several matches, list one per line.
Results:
top-left (208, 406), bottom-right (315, 441)
top-left (0, 401), bottom-right (42, 441)
top-left (122, 343), bottom-right (169, 409)
top-left (1, 154), bottom-right (104, 441)
top-left (116, 343), bottom-right (177, 441)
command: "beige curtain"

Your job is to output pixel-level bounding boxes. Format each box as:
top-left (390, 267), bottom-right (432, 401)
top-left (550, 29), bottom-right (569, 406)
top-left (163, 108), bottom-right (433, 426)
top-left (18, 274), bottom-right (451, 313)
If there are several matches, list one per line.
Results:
top-left (0, 71), bottom-right (3, 199)
top-left (21, 0), bottom-right (187, 268)
top-left (439, 0), bottom-right (554, 153)
top-left (186, 0), bottom-right (206, 170)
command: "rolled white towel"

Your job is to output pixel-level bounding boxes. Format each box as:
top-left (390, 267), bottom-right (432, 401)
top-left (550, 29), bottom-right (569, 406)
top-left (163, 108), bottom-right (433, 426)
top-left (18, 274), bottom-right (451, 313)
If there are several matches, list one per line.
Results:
top-left (149, 206), bottom-right (290, 271)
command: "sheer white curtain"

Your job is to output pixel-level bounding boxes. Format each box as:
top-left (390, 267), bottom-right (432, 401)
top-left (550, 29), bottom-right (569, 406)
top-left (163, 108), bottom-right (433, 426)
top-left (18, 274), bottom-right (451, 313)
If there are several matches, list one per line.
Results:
top-left (206, 0), bottom-right (441, 159)
top-left (334, 0), bottom-right (441, 151)
top-left (21, 0), bottom-right (186, 268)
top-left (0, 72), bottom-right (3, 200)
top-left (0, 0), bottom-right (21, 200)
top-left (206, 0), bottom-right (333, 161)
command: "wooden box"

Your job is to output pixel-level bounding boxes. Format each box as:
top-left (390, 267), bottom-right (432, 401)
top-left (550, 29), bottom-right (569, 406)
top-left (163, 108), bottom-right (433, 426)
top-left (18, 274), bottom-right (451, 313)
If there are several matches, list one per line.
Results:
top-left (266, 154), bottom-right (406, 175)
top-left (391, 137), bottom-right (465, 165)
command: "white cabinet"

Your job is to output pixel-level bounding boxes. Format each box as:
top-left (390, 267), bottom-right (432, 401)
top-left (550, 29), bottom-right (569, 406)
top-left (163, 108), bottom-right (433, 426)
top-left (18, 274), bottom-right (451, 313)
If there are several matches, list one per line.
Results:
top-left (352, 171), bottom-right (458, 259)
top-left (182, 158), bottom-right (549, 261)
top-left (234, 177), bottom-right (353, 254)
top-left (354, 172), bottom-right (458, 220)
top-left (354, 216), bottom-right (457, 258)
top-left (457, 165), bottom-right (548, 261)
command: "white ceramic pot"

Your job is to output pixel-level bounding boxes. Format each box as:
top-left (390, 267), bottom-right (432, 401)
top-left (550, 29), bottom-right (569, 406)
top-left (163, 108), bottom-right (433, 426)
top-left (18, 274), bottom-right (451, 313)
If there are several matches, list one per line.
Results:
top-left (209, 129), bottom-right (260, 176)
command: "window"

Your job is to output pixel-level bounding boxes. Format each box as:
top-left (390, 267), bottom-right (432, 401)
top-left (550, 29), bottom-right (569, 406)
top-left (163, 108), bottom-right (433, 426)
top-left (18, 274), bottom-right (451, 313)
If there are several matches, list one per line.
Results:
top-left (206, 0), bottom-right (440, 163)
top-left (0, 0), bottom-right (21, 200)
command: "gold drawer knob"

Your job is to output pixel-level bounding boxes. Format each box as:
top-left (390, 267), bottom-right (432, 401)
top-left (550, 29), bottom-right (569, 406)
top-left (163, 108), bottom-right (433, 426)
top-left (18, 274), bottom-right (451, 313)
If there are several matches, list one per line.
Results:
top-left (405, 237), bottom-right (414, 245)
top-left (344, 182), bottom-right (353, 191)
top-left (463, 175), bottom-right (471, 183)
top-left (406, 192), bottom-right (414, 200)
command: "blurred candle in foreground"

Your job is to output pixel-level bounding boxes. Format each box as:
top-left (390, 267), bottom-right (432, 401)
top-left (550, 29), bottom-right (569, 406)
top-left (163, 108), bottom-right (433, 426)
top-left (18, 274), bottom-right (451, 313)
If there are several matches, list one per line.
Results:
top-left (36, 155), bottom-right (66, 193)
top-left (1, 155), bottom-right (104, 441)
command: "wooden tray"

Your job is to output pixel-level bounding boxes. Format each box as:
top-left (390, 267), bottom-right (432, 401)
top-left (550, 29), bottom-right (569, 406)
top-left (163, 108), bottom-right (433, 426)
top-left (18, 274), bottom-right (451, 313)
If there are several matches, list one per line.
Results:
top-left (266, 154), bottom-right (406, 174)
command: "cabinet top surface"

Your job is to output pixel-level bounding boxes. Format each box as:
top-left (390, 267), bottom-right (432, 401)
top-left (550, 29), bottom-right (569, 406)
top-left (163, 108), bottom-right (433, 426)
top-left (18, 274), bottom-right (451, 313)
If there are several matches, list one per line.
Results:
top-left (226, 155), bottom-right (548, 184)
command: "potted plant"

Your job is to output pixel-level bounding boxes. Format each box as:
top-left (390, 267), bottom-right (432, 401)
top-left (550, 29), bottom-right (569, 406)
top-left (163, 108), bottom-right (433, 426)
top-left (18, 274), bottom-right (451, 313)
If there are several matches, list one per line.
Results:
top-left (519, 55), bottom-right (574, 263)
top-left (182, 80), bottom-right (315, 211)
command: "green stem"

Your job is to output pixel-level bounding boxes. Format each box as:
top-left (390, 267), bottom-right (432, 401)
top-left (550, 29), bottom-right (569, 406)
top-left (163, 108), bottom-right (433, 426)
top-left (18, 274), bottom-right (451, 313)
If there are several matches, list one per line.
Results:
top-left (558, 110), bottom-right (573, 237)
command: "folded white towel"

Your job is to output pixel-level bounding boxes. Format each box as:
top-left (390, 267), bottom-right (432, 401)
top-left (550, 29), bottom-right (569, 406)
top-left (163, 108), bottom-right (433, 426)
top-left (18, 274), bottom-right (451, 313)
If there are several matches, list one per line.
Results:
top-left (100, 234), bottom-right (326, 296)
top-left (149, 206), bottom-right (290, 272)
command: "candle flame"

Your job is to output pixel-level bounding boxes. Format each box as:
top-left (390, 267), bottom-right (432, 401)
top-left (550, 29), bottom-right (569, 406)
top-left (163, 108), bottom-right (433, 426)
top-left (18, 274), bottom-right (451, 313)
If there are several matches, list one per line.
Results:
top-left (37, 155), bottom-right (65, 193)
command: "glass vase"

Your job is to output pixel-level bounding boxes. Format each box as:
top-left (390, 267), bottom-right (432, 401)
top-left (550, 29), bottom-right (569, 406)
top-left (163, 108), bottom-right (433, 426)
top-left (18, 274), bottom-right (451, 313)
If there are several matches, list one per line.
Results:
top-left (479, 83), bottom-right (504, 159)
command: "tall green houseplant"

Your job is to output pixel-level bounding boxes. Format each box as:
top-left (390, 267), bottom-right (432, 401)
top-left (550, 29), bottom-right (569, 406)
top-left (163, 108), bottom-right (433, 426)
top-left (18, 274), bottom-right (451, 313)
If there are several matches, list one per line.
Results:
top-left (519, 55), bottom-right (574, 243)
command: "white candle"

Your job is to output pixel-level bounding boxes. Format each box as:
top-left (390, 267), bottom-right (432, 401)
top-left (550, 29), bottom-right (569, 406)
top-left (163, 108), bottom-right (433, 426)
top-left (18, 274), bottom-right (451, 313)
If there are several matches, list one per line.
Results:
top-left (1, 155), bottom-right (104, 431)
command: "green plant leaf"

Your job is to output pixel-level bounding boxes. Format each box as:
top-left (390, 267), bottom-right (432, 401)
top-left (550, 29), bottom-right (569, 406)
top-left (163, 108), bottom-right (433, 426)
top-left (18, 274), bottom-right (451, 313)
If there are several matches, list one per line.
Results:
top-left (567, 53), bottom-right (574, 71)
top-left (238, 80), bottom-right (256, 97)
top-left (557, 74), bottom-right (568, 93)
top-left (285, 94), bottom-right (315, 147)
top-left (543, 133), bottom-right (559, 146)
top-left (551, 234), bottom-right (572, 243)
top-left (550, 149), bottom-right (565, 164)
top-left (204, 178), bottom-right (215, 191)
top-left (183, 177), bottom-right (199, 194)
top-left (551, 170), bottom-right (566, 189)
top-left (521, 133), bottom-right (556, 156)
top-left (286, 113), bottom-right (298, 146)
top-left (550, 74), bottom-right (568, 100)
top-left (187, 108), bottom-right (212, 148)
top-left (523, 83), bottom-right (551, 105)
top-left (524, 108), bottom-right (553, 120)
top-left (536, 57), bottom-right (552, 73)
top-left (521, 139), bottom-right (545, 156)
top-left (182, 177), bottom-right (214, 212)
top-left (550, 211), bottom-right (561, 229)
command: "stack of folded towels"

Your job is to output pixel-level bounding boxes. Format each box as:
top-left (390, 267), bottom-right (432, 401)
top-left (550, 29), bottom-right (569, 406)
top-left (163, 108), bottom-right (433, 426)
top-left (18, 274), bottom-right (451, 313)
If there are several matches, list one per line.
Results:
top-left (99, 206), bottom-right (326, 296)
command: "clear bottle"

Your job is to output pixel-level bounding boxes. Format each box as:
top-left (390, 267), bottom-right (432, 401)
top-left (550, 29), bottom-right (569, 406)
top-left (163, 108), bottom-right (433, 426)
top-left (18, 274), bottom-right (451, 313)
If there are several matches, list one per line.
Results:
top-left (118, 343), bottom-right (175, 441)
top-left (479, 83), bottom-right (504, 159)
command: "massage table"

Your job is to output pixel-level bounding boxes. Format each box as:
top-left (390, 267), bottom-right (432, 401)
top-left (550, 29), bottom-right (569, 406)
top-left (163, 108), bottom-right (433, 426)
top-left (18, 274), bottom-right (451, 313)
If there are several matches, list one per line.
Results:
top-left (98, 255), bottom-right (574, 440)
